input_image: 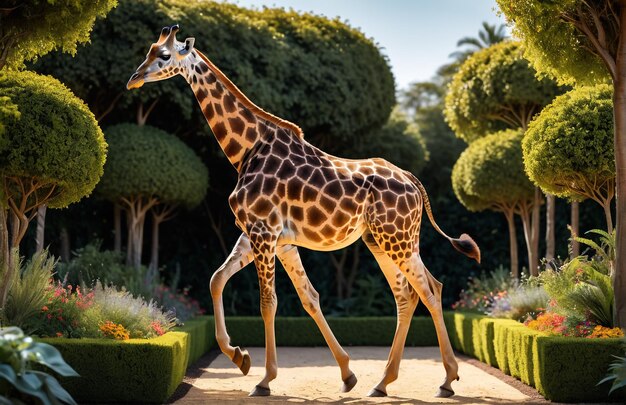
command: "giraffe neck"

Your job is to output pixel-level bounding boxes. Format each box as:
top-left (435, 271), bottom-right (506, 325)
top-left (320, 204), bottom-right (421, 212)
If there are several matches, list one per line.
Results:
top-left (181, 50), bottom-right (303, 171)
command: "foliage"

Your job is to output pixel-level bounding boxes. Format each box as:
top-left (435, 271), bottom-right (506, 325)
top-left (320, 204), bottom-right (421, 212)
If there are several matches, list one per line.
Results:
top-left (0, 91), bottom-right (19, 137)
top-left (445, 41), bottom-right (564, 143)
top-left (0, 70), bottom-right (106, 208)
top-left (599, 339), bottom-right (626, 395)
top-left (38, 283), bottom-right (94, 339)
top-left (98, 124), bottom-right (207, 207)
top-left (495, 0), bottom-right (612, 86)
top-left (450, 22), bottom-right (508, 61)
top-left (154, 285), bottom-right (204, 322)
top-left (80, 284), bottom-right (176, 339)
top-left (2, 250), bottom-right (56, 336)
top-left (0, 0), bottom-right (117, 70)
top-left (575, 229), bottom-right (616, 265)
top-left (524, 85), bottom-right (615, 200)
top-left (452, 129), bottom-right (534, 212)
top-left (489, 286), bottom-right (549, 321)
top-left (0, 326), bottom-right (78, 405)
top-left (56, 242), bottom-right (139, 289)
top-left (36, 0), bottom-right (395, 142)
top-left (452, 266), bottom-right (517, 313)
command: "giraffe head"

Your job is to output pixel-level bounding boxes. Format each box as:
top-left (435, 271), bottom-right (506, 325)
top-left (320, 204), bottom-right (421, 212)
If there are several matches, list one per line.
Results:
top-left (127, 24), bottom-right (195, 90)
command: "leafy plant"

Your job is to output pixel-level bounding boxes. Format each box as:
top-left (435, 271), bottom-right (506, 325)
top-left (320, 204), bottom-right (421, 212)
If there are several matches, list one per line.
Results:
top-left (2, 250), bottom-right (56, 335)
top-left (0, 326), bottom-right (78, 404)
top-left (490, 286), bottom-right (548, 321)
top-left (575, 229), bottom-right (616, 272)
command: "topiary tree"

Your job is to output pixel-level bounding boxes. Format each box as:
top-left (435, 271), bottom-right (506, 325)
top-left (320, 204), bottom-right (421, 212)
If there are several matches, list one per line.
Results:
top-left (445, 40), bottom-right (566, 271)
top-left (97, 124), bottom-right (208, 271)
top-left (452, 129), bottom-right (535, 277)
top-left (0, 0), bottom-right (116, 71)
top-left (524, 84), bottom-right (615, 233)
top-left (0, 70), bottom-right (106, 305)
top-left (36, 0), bottom-right (395, 143)
top-left (496, 0), bottom-right (626, 331)
top-left (444, 41), bottom-right (564, 142)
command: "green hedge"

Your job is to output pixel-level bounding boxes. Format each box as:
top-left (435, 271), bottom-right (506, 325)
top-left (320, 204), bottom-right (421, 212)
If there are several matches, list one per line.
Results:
top-left (445, 312), bottom-right (626, 403)
top-left (175, 315), bottom-right (215, 364)
top-left (226, 316), bottom-right (438, 347)
top-left (42, 332), bottom-right (189, 403)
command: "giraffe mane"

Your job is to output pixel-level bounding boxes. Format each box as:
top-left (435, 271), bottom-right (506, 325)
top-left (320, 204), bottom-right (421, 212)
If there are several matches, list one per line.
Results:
top-left (195, 50), bottom-right (305, 139)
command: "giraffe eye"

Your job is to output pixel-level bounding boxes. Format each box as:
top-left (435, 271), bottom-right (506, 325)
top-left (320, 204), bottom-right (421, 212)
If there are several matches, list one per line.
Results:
top-left (160, 53), bottom-right (171, 61)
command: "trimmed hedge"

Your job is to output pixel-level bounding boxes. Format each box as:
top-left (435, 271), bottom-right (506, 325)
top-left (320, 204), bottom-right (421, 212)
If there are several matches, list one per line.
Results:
top-left (226, 316), bottom-right (438, 347)
top-left (175, 315), bottom-right (215, 365)
top-left (42, 332), bottom-right (189, 403)
top-left (445, 312), bottom-right (626, 403)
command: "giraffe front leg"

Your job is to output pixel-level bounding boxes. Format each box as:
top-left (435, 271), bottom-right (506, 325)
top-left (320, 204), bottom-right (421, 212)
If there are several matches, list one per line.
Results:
top-left (277, 245), bottom-right (357, 393)
top-left (248, 226), bottom-right (279, 397)
top-left (209, 233), bottom-right (254, 375)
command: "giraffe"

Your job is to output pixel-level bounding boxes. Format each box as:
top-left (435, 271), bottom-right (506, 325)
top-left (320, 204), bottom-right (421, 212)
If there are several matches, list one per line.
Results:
top-left (127, 25), bottom-right (481, 398)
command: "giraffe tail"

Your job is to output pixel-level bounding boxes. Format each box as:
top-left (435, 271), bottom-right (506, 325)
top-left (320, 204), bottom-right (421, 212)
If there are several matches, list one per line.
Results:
top-left (405, 171), bottom-right (481, 263)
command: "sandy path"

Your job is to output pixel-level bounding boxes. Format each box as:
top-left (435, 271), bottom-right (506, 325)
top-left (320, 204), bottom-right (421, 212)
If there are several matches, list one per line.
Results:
top-left (174, 347), bottom-right (543, 404)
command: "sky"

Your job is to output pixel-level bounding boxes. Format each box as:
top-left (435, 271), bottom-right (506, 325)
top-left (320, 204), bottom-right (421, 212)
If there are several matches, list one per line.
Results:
top-left (224, 0), bottom-right (508, 91)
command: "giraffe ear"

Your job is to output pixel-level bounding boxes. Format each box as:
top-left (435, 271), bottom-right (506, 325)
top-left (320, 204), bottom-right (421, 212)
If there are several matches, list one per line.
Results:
top-left (179, 37), bottom-right (195, 56)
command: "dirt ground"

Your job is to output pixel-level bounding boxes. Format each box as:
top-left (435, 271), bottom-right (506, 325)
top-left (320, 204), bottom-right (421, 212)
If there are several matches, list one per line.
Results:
top-left (172, 346), bottom-right (550, 404)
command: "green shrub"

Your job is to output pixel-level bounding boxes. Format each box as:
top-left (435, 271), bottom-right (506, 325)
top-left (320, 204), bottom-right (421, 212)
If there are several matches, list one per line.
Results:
top-left (80, 284), bottom-right (176, 339)
top-left (2, 250), bottom-right (55, 335)
top-left (175, 316), bottom-right (215, 365)
top-left (44, 332), bottom-right (188, 403)
top-left (599, 338), bottom-right (626, 395)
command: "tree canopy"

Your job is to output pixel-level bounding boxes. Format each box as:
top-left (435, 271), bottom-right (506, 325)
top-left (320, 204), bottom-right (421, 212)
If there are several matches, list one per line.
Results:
top-left (36, 0), bottom-right (395, 142)
top-left (97, 124), bottom-right (208, 207)
top-left (0, 0), bottom-right (117, 70)
top-left (496, 0), bottom-right (613, 85)
top-left (524, 84), bottom-right (615, 230)
top-left (0, 70), bottom-right (106, 208)
top-left (452, 129), bottom-right (534, 212)
top-left (444, 41), bottom-right (564, 143)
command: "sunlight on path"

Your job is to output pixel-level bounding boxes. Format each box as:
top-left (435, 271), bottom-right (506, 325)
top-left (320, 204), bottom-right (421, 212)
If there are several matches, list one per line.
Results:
top-left (175, 347), bottom-right (533, 404)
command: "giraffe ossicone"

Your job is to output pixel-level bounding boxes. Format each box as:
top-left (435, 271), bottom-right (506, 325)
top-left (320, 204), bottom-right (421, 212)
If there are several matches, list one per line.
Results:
top-left (128, 25), bottom-right (480, 399)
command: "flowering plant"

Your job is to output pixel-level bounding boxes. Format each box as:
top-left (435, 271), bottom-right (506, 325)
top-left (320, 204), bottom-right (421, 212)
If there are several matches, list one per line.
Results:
top-left (38, 283), bottom-right (94, 338)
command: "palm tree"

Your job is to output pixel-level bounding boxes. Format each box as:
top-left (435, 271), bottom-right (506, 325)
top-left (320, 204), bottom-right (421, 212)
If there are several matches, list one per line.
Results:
top-left (450, 22), bottom-right (508, 61)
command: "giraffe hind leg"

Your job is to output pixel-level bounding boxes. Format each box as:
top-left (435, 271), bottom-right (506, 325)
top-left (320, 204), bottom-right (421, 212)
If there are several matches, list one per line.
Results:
top-left (366, 224), bottom-right (459, 397)
top-left (362, 232), bottom-right (419, 397)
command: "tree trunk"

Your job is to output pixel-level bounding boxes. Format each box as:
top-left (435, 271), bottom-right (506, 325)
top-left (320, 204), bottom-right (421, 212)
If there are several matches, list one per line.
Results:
top-left (60, 227), bottom-right (71, 262)
top-left (0, 207), bottom-right (13, 309)
top-left (531, 188), bottom-right (541, 275)
top-left (504, 209), bottom-right (519, 279)
top-left (114, 204), bottom-right (122, 253)
top-left (602, 199), bottom-right (614, 234)
top-left (613, 5), bottom-right (626, 328)
top-left (126, 209), bottom-right (133, 266)
top-left (545, 194), bottom-right (555, 261)
top-left (570, 201), bottom-right (580, 258)
top-left (35, 205), bottom-right (46, 253)
top-left (150, 215), bottom-right (161, 271)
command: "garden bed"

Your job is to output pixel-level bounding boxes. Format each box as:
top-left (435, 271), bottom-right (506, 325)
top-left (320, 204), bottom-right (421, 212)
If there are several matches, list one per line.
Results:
top-left (444, 312), bottom-right (626, 402)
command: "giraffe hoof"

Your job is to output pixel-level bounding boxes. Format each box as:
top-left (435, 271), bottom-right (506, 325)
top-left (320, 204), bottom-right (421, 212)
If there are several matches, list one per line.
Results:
top-left (367, 388), bottom-right (387, 397)
top-left (435, 385), bottom-right (455, 398)
top-left (341, 373), bottom-right (357, 393)
top-left (232, 347), bottom-right (251, 375)
top-left (249, 385), bottom-right (271, 397)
